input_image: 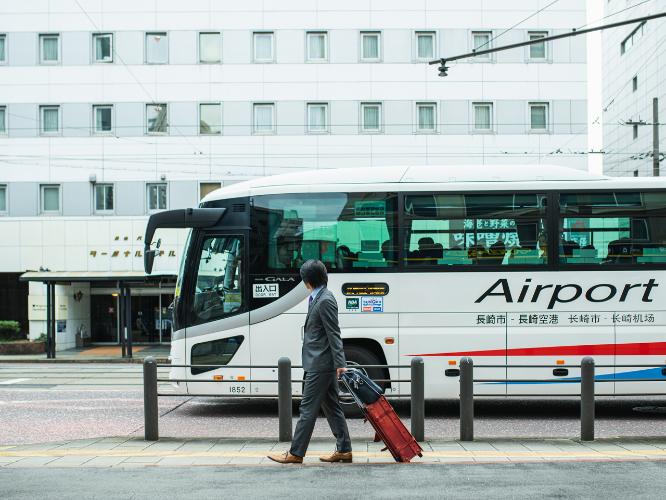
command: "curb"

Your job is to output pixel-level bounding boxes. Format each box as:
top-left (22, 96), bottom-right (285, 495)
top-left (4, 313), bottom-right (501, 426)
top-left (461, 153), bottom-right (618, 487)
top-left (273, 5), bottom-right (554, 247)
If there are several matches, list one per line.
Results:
top-left (0, 358), bottom-right (170, 364)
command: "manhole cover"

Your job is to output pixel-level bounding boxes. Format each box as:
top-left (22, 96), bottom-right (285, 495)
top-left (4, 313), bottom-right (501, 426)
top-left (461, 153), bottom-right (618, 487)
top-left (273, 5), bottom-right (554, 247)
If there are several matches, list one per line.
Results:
top-left (633, 406), bottom-right (666, 414)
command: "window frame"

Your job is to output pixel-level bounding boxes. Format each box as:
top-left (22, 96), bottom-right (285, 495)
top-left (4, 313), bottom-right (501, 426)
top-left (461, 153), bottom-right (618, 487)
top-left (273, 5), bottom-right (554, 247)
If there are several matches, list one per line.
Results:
top-left (198, 31), bottom-right (222, 64)
top-left (360, 102), bottom-right (383, 134)
top-left (39, 33), bottom-right (60, 65)
top-left (306, 31), bottom-right (328, 62)
top-left (145, 32), bottom-right (169, 64)
top-left (471, 102), bottom-right (494, 133)
top-left (145, 103), bottom-right (168, 135)
top-left (471, 30), bottom-right (492, 60)
top-left (415, 102), bottom-right (437, 134)
top-left (528, 102), bottom-right (550, 133)
top-left (0, 105), bottom-right (7, 135)
top-left (92, 33), bottom-right (113, 63)
top-left (527, 31), bottom-right (548, 60)
top-left (360, 31), bottom-right (381, 62)
top-left (0, 184), bottom-right (7, 214)
top-left (39, 105), bottom-right (61, 136)
top-left (40, 184), bottom-right (61, 215)
top-left (93, 183), bottom-right (115, 214)
top-left (146, 182), bottom-right (168, 213)
top-left (253, 31), bottom-right (275, 63)
top-left (253, 103), bottom-right (276, 135)
top-left (0, 34), bottom-right (7, 64)
top-left (415, 31), bottom-right (436, 61)
top-left (306, 102), bottom-right (329, 134)
top-left (92, 104), bottom-right (114, 135)
top-left (199, 102), bottom-right (222, 135)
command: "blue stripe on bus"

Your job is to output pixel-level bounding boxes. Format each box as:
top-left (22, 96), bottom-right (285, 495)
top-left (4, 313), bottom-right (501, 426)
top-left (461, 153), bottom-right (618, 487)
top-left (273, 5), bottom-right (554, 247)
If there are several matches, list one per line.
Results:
top-left (484, 367), bottom-right (666, 385)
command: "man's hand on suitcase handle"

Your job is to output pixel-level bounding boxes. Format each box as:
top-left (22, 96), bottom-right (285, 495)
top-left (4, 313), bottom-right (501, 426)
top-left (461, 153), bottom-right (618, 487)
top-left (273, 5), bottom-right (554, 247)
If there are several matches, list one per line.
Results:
top-left (336, 367), bottom-right (347, 379)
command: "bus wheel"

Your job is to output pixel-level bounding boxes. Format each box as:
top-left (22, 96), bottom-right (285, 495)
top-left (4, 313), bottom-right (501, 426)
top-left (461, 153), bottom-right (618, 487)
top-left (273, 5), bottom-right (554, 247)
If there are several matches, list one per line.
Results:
top-left (339, 345), bottom-right (386, 418)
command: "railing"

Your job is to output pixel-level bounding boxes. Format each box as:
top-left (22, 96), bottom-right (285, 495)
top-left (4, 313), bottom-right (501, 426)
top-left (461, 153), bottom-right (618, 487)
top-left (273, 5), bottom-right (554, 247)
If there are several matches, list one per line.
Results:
top-left (459, 356), bottom-right (666, 442)
top-left (142, 356), bottom-right (425, 442)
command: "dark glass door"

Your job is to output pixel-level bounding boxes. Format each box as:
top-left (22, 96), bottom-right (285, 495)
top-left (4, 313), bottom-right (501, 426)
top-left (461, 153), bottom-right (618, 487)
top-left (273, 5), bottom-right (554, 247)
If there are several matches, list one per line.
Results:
top-left (90, 295), bottom-right (118, 343)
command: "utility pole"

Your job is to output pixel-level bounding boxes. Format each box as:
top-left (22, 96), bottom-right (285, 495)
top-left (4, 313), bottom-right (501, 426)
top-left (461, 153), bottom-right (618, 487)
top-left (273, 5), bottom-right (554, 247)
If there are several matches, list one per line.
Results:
top-left (653, 97), bottom-right (660, 177)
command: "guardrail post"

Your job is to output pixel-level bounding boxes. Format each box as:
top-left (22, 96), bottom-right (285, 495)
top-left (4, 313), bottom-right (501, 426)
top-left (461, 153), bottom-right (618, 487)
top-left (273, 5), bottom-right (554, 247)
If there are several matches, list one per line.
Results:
top-left (278, 357), bottom-right (293, 442)
top-left (411, 357), bottom-right (425, 442)
top-left (580, 356), bottom-right (595, 442)
top-left (143, 356), bottom-right (159, 441)
top-left (459, 357), bottom-right (474, 442)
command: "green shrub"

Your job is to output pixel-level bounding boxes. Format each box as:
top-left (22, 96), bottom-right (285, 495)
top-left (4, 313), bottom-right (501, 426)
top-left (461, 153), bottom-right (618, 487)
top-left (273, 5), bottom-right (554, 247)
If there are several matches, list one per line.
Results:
top-left (0, 321), bottom-right (23, 341)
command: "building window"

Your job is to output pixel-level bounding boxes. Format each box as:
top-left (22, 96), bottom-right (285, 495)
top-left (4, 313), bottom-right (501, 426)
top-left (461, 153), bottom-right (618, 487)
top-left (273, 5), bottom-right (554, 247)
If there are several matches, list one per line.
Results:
top-left (146, 32), bottom-right (168, 64)
top-left (93, 33), bottom-right (113, 62)
top-left (199, 103), bottom-right (221, 135)
top-left (199, 32), bottom-right (221, 63)
top-left (0, 185), bottom-right (6, 213)
top-left (200, 182), bottom-right (221, 200)
top-left (40, 106), bottom-right (60, 135)
top-left (473, 102), bottom-right (492, 131)
top-left (253, 32), bottom-right (274, 62)
top-left (361, 102), bottom-right (382, 133)
top-left (416, 102), bottom-right (436, 133)
top-left (40, 184), bottom-right (60, 213)
top-left (632, 75), bottom-right (638, 92)
top-left (633, 124), bottom-right (639, 140)
top-left (361, 31), bottom-right (381, 61)
top-left (253, 103), bottom-right (275, 134)
top-left (0, 106), bottom-right (6, 134)
top-left (0, 34), bottom-right (6, 63)
top-left (94, 184), bottom-right (114, 213)
top-left (147, 183), bottom-right (167, 212)
top-left (39, 34), bottom-right (60, 64)
top-left (307, 103), bottom-right (328, 133)
top-left (529, 103), bottom-right (548, 131)
top-left (307, 31), bottom-right (327, 61)
top-left (472, 31), bottom-right (491, 58)
top-left (93, 105), bottom-right (113, 134)
top-left (621, 21), bottom-right (645, 55)
top-left (146, 103), bottom-right (168, 134)
top-left (528, 31), bottom-right (547, 59)
top-left (416, 31), bottom-right (435, 60)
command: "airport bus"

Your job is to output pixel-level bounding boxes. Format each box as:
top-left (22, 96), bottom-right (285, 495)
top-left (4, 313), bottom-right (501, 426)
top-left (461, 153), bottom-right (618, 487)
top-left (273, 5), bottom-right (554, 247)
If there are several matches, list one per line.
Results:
top-left (144, 165), bottom-right (666, 399)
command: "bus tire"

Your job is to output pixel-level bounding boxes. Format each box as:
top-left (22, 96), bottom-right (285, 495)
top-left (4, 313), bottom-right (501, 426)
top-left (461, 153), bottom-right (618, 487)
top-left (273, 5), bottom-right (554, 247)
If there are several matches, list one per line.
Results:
top-left (340, 345), bottom-right (386, 418)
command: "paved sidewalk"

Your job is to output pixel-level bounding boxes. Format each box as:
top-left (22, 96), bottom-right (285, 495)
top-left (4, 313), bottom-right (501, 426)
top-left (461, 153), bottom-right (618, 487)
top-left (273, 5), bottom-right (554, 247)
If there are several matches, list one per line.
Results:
top-left (0, 345), bottom-right (170, 363)
top-left (3, 436), bottom-right (666, 467)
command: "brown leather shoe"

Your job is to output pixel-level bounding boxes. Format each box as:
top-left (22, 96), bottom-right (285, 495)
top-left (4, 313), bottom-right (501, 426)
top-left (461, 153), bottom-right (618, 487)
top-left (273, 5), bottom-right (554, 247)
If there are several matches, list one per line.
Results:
top-left (267, 452), bottom-right (303, 464)
top-left (319, 451), bottom-right (353, 463)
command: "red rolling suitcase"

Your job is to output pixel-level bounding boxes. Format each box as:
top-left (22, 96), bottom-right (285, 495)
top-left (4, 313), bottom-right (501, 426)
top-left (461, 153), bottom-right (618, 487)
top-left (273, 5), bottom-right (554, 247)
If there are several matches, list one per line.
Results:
top-left (341, 371), bottom-right (423, 463)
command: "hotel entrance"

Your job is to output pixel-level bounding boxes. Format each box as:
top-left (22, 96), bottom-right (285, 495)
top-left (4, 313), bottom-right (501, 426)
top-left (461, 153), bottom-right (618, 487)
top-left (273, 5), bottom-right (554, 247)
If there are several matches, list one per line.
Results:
top-left (90, 283), bottom-right (175, 345)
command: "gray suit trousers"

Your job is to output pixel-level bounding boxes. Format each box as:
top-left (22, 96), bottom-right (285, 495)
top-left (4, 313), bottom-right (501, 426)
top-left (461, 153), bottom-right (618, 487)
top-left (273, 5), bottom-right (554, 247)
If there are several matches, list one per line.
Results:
top-left (289, 371), bottom-right (352, 457)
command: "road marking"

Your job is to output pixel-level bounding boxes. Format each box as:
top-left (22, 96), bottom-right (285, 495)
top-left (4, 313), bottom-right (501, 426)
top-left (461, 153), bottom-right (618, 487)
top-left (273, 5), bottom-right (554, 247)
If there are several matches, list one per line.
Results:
top-left (0, 378), bottom-right (31, 385)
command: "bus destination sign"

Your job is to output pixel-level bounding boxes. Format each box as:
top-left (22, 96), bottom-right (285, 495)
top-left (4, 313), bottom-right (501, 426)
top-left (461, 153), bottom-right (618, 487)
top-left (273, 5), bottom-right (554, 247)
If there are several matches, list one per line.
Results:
top-left (341, 283), bottom-right (389, 296)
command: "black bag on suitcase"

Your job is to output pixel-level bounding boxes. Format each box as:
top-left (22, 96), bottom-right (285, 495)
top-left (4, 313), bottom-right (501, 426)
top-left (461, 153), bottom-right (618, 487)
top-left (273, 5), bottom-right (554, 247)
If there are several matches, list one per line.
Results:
top-left (340, 369), bottom-right (383, 404)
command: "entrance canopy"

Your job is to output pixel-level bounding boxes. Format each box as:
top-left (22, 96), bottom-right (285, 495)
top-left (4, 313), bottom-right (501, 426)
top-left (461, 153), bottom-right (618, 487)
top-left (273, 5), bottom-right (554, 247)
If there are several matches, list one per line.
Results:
top-left (19, 271), bottom-right (176, 284)
top-left (19, 271), bottom-right (177, 359)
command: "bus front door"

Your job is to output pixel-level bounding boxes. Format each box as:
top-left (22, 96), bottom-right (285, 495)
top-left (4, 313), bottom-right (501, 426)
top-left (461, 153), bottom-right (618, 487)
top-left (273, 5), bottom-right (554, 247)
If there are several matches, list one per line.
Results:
top-left (184, 232), bottom-right (251, 396)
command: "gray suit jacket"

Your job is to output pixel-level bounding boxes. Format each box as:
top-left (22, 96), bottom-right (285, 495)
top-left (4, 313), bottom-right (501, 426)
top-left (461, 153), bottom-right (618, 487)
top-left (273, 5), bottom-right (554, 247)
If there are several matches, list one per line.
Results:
top-left (302, 287), bottom-right (346, 372)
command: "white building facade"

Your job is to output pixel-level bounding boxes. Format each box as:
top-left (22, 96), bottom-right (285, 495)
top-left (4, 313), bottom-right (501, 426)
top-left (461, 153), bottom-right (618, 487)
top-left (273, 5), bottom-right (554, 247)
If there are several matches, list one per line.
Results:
top-left (602, 0), bottom-right (666, 176)
top-left (0, 0), bottom-right (587, 349)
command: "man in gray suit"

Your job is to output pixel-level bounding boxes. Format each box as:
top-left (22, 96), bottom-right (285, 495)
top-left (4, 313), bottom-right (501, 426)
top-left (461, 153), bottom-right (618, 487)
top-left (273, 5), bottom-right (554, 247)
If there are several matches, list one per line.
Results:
top-left (268, 259), bottom-right (352, 464)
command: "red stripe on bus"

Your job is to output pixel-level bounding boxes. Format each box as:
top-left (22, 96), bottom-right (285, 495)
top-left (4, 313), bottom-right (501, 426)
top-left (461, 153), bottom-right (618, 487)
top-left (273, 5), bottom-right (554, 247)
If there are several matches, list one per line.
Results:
top-left (410, 342), bottom-right (666, 357)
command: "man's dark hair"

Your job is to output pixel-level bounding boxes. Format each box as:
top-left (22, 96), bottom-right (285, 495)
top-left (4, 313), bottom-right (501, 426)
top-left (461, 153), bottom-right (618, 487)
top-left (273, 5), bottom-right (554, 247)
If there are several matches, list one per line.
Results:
top-left (300, 259), bottom-right (328, 288)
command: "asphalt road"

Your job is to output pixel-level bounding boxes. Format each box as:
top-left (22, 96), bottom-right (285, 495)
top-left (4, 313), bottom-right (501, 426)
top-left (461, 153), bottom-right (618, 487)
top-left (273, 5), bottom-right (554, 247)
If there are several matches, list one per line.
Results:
top-left (2, 461), bottom-right (666, 499)
top-left (2, 363), bottom-right (666, 445)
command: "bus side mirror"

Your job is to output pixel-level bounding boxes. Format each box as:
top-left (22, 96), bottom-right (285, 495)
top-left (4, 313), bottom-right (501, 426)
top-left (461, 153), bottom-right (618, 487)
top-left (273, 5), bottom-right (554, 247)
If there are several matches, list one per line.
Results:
top-left (145, 249), bottom-right (157, 275)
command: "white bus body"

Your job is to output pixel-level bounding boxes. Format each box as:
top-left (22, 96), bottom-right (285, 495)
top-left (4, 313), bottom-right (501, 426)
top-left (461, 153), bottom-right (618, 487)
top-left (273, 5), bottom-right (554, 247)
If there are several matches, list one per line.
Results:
top-left (145, 165), bottom-right (666, 399)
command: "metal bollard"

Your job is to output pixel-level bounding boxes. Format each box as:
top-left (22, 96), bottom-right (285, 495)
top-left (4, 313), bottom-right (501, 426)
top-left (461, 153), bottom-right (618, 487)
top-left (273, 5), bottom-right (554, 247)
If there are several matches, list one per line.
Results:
top-left (411, 357), bottom-right (425, 442)
top-left (580, 356), bottom-right (595, 441)
top-left (278, 357), bottom-right (293, 442)
top-left (143, 356), bottom-right (159, 441)
top-left (459, 357), bottom-right (474, 442)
